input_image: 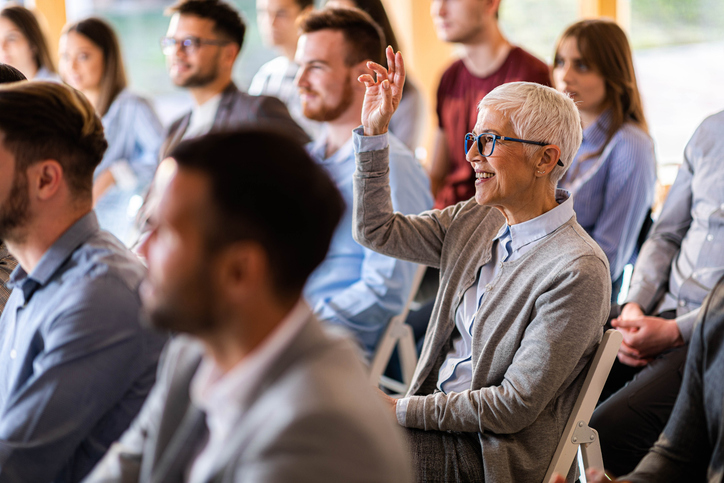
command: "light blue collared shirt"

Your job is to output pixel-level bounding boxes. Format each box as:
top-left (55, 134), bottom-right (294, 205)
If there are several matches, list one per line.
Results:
top-left (436, 190), bottom-right (576, 394)
top-left (304, 127), bottom-right (433, 355)
top-left (626, 110), bottom-right (724, 342)
top-left (0, 212), bottom-right (166, 483)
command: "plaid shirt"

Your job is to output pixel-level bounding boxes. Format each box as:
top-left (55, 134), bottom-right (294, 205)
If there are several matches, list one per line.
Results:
top-left (0, 242), bottom-right (17, 313)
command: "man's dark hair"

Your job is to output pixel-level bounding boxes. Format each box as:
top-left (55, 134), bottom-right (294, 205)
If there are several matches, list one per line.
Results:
top-left (170, 130), bottom-right (344, 297)
top-left (294, 0), bottom-right (314, 9)
top-left (166, 0), bottom-right (246, 48)
top-left (299, 7), bottom-right (384, 66)
top-left (0, 82), bottom-right (107, 198)
top-left (0, 63), bottom-right (26, 83)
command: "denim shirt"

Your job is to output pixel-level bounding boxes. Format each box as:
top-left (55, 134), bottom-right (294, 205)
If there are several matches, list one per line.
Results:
top-left (304, 128), bottom-right (433, 354)
top-left (626, 110), bottom-right (724, 342)
top-left (95, 89), bottom-right (163, 245)
top-left (0, 212), bottom-right (166, 483)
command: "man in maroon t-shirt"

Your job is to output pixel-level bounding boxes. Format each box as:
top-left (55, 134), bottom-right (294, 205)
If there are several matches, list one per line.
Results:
top-left (430, 0), bottom-right (551, 208)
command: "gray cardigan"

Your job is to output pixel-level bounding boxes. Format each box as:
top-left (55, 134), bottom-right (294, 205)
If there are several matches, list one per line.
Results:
top-left (353, 143), bottom-right (611, 483)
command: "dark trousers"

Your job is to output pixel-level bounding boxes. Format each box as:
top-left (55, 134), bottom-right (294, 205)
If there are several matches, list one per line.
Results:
top-left (405, 428), bottom-right (484, 482)
top-left (590, 309), bottom-right (687, 477)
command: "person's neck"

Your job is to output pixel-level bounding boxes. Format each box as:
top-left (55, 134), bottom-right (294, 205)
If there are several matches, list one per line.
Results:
top-left (189, 75), bottom-right (232, 106)
top-left (279, 41), bottom-right (298, 62)
top-left (200, 295), bottom-right (298, 374)
top-left (82, 88), bottom-right (101, 112)
top-left (323, 105), bottom-right (362, 159)
top-left (497, 188), bottom-right (558, 225)
top-left (579, 107), bottom-right (606, 131)
top-left (460, 24), bottom-right (512, 78)
top-left (4, 206), bottom-right (91, 275)
top-left (23, 64), bottom-right (38, 80)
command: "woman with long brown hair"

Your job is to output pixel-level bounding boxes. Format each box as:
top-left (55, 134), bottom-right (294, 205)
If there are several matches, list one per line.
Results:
top-left (59, 17), bottom-right (162, 245)
top-left (0, 5), bottom-right (59, 81)
top-left (552, 19), bottom-right (657, 301)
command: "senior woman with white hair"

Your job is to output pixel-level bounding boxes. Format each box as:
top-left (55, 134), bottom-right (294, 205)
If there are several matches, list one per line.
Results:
top-left (353, 47), bottom-right (611, 483)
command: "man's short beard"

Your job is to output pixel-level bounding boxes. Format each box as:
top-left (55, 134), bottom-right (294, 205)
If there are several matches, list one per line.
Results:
top-left (140, 266), bottom-right (219, 336)
top-left (176, 50), bottom-right (222, 88)
top-left (0, 168), bottom-right (30, 242)
top-left (302, 76), bottom-right (354, 123)
top-left (178, 68), bottom-right (219, 88)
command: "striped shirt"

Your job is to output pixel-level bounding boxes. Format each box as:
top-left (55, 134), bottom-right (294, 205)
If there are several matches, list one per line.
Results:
top-left (560, 110), bottom-right (657, 281)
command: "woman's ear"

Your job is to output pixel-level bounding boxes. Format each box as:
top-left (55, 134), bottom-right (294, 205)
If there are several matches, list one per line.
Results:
top-left (535, 145), bottom-right (562, 177)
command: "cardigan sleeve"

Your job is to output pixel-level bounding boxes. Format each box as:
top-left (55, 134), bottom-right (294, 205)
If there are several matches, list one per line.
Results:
top-left (353, 128), bottom-right (465, 269)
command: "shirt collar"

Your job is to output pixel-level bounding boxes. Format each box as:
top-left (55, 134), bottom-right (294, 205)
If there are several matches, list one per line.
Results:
top-left (8, 212), bottom-right (100, 298)
top-left (494, 189), bottom-right (575, 252)
top-left (191, 93), bottom-right (222, 119)
top-left (190, 299), bottom-right (311, 421)
top-left (307, 131), bottom-right (353, 165)
top-left (582, 109), bottom-right (612, 146)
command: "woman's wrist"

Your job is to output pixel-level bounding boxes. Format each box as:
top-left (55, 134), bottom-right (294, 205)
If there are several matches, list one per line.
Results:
top-left (363, 124), bottom-right (389, 136)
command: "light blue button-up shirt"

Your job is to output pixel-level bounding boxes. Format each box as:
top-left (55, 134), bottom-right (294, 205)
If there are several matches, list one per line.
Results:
top-left (626, 110), bottom-right (724, 342)
top-left (0, 212), bottom-right (166, 483)
top-left (560, 110), bottom-right (656, 281)
top-left (304, 127), bottom-right (433, 354)
top-left (94, 89), bottom-right (163, 246)
top-left (436, 190), bottom-right (576, 394)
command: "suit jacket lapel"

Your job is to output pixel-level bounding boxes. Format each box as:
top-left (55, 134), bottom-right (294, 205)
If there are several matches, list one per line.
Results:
top-left (150, 405), bottom-right (208, 483)
top-left (161, 114), bottom-right (190, 159)
top-left (201, 316), bottom-right (331, 483)
top-left (210, 82), bottom-right (240, 133)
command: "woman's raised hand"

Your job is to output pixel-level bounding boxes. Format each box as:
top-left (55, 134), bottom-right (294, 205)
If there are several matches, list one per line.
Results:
top-left (358, 46), bottom-right (406, 136)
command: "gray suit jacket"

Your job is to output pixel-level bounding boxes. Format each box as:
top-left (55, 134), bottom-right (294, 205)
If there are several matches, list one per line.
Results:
top-left (160, 81), bottom-right (310, 158)
top-left (82, 315), bottom-right (412, 483)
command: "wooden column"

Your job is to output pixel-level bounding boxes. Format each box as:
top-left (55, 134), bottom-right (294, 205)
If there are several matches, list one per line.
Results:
top-left (381, 0), bottom-right (453, 164)
top-left (30, 0), bottom-right (67, 67)
top-left (580, 0), bottom-right (630, 30)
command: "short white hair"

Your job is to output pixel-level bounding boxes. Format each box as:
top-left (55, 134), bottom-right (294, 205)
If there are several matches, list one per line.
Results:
top-left (478, 82), bottom-right (582, 187)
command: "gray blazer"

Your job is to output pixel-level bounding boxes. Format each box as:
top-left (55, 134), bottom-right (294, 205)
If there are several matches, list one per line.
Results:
top-left (82, 316), bottom-right (412, 483)
top-left (161, 82), bottom-right (310, 158)
top-left (353, 145), bottom-right (611, 483)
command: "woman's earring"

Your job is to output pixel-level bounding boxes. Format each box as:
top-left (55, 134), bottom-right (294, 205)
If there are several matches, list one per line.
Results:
top-left (537, 170), bottom-right (545, 174)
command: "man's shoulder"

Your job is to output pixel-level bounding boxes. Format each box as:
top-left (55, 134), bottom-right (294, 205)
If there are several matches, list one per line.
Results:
top-left (237, 319), bottom-right (412, 481)
top-left (438, 58), bottom-right (468, 85)
top-left (64, 231), bottom-right (146, 295)
top-left (692, 110), bottom-right (724, 141)
top-left (504, 46), bottom-right (551, 84)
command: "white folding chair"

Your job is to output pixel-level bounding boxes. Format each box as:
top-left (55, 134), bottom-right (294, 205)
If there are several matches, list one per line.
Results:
top-left (543, 329), bottom-right (623, 483)
top-left (368, 264), bottom-right (427, 394)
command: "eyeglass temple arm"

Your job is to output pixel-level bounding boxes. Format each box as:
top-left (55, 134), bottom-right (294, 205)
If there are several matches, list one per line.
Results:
top-left (502, 137), bottom-right (565, 167)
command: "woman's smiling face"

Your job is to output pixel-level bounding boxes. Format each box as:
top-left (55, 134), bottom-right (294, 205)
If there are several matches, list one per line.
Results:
top-left (467, 108), bottom-right (542, 222)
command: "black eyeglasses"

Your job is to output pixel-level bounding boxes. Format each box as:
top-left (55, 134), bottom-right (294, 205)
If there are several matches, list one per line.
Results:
top-left (465, 132), bottom-right (564, 167)
top-left (160, 36), bottom-right (230, 55)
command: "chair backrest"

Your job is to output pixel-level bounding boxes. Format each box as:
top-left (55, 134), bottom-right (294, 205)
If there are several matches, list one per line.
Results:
top-left (543, 329), bottom-right (623, 482)
top-left (368, 264), bottom-right (427, 392)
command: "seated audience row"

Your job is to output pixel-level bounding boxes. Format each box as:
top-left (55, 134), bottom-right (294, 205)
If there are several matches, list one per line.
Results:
top-left (0, 0), bottom-right (722, 481)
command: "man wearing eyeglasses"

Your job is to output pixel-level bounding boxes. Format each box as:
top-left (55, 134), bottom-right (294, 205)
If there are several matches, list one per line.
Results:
top-left (131, 0), bottom-right (309, 247)
top-left (159, 0), bottom-right (309, 156)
